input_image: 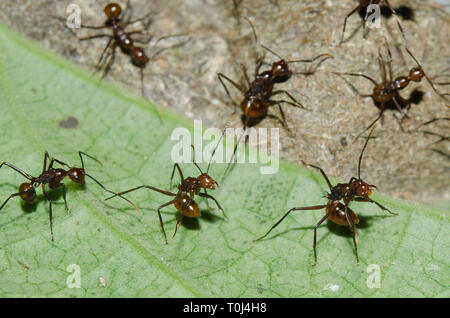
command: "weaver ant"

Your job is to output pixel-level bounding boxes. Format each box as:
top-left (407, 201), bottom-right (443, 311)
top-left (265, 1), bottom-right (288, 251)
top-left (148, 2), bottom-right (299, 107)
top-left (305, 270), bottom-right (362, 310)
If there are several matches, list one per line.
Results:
top-left (341, 0), bottom-right (407, 43)
top-left (57, 1), bottom-right (175, 96)
top-left (105, 145), bottom-right (225, 244)
top-left (0, 151), bottom-right (139, 241)
top-left (254, 125), bottom-right (396, 265)
top-left (335, 41), bottom-right (448, 140)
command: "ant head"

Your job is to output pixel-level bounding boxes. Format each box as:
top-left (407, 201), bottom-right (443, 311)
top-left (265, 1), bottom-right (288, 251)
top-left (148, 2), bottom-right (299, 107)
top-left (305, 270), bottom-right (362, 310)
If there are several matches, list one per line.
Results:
top-left (104, 3), bottom-right (122, 19)
top-left (351, 179), bottom-right (376, 197)
top-left (68, 168), bottom-right (85, 185)
top-left (130, 47), bottom-right (149, 68)
top-left (197, 173), bottom-right (218, 190)
top-left (409, 67), bottom-right (424, 82)
top-left (271, 60), bottom-right (292, 79)
top-left (19, 183), bottom-right (36, 203)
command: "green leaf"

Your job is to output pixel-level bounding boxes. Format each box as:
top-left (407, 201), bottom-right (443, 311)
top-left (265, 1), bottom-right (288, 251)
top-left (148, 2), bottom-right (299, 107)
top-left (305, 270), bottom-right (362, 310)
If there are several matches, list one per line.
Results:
top-left (0, 23), bottom-right (448, 298)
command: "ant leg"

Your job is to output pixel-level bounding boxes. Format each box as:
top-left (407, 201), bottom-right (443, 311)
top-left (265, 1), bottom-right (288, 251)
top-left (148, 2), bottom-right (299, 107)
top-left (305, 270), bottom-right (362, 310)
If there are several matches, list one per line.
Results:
top-left (405, 47), bottom-right (449, 102)
top-left (421, 131), bottom-right (449, 147)
top-left (217, 72), bottom-right (245, 109)
top-left (392, 96), bottom-right (408, 118)
top-left (59, 183), bottom-right (71, 216)
top-left (277, 104), bottom-right (292, 134)
top-left (253, 205), bottom-right (327, 242)
top-left (105, 185), bottom-right (176, 201)
top-left (198, 192), bottom-right (226, 218)
top-left (84, 173), bottom-right (142, 213)
top-left (341, 4), bottom-right (362, 43)
top-left (0, 162), bottom-right (34, 180)
top-left (307, 165), bottom-right (333, 190)
top-left (240, 64), bottom-right (251, 86)
top-left (140, 68), bottom-right (145, 97)
top-left (0, 190), bottom-right (32, 211)
top-left (353, 197), bottom-right (397, 215)
top-left (342, 205), bottom-right (359, 264)
top-left (172, 213), bottom-right (183, 239)
top-left (79, 34), bottom-right (111, 41)
top-left (95, 38), bottom-right (114, 71)
top-left (313, 213), bottom-right (330, 266)
top-left (100, 44), bottom-right (117, 79)
top-left (158, 200), bottom-right (175, 244)
top-left (270, 90), bottom-right (309, 110)
top-left (42, 185), bottom-right (54, 242)
top-left (170, 163), bottom-right (184, 189)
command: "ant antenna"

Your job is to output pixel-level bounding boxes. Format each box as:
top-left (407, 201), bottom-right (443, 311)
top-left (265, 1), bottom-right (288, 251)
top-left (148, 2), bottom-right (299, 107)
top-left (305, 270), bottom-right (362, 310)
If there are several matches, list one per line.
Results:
top-left (78, 151), bottom-right (103, 169)
top-left (206, 128), bottom-right (227, 174)
top-left (358, 124), bottom-right (377, 180)
top-left (260, 44), bottom-right (283, 60)
top-left (190, 145), bottom-right (204, 175)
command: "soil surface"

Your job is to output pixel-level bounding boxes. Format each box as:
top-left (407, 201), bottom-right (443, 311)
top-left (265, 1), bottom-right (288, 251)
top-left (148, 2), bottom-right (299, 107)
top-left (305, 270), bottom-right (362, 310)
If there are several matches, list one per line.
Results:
top-left (0, 0), bottom-right (449, 209)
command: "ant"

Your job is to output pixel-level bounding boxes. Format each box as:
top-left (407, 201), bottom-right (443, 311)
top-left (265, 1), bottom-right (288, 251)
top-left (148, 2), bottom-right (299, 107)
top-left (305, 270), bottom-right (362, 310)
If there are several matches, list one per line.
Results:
top-left (334, 41), bottom-right (448, 140)
top-left (254, 125), bottom-right (397, 265)
top-left (105, 145), bottom-right (225, 244)
top-left (57, 1), bottom-right (170, 96)
top-left (218, 18), bottom-right (333, 132)
top-left (341, 0), bottom-right (406, 43)
top-left (0, 151), bottom-right (139, 241)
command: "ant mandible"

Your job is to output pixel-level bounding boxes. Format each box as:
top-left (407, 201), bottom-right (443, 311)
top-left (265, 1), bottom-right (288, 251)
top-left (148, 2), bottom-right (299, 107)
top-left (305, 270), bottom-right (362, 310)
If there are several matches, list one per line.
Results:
top-left (254, 125), bottom-right (397, 265)
top-left (59, 2), bottom-right (159, 96)
top-left (217, 17), bottom-right (333, 132)
top-left (0, 151), bottom-right (139, 241)
top-left (105, 145), bottom-right (225, 244)
top-left (335, 41), bottom-right (448, 140)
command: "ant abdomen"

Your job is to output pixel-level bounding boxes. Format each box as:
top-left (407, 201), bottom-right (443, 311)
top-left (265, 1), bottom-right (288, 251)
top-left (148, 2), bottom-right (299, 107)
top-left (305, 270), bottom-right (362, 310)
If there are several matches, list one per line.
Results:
top-left (68, 168), bottom-right (85, 185)
top-left (130, 47), bottom-right (149, 68)
top-left (175, 193), bottom-right (200, 218)
top-left (326, 201), bottom-right (359, 226)
top-left (19, 183), bottom-right (36, 202)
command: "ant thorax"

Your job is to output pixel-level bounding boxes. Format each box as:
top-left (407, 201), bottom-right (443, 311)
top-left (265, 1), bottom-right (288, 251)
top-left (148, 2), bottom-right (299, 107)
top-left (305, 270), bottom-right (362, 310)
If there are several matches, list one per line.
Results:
top-left (327, 183), bottom-right (349, 201)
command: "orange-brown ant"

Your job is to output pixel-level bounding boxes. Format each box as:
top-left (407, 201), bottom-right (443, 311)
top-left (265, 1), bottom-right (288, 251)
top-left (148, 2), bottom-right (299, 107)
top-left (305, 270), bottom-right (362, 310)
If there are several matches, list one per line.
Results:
top-left (57, 1), bottom-right (177, 96)
top-left (218, 18), bottom-right (333, 132)
top-left (105, 145), bottom-right (225, 244)
top-left (0, 151), bottom-right (139, 241)
top-left (335, 41), bottom-right (449, 140)
top-left (254, 125), bottom-right (396, 265)
top-left (217, 18), bottom-right (332, 179)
